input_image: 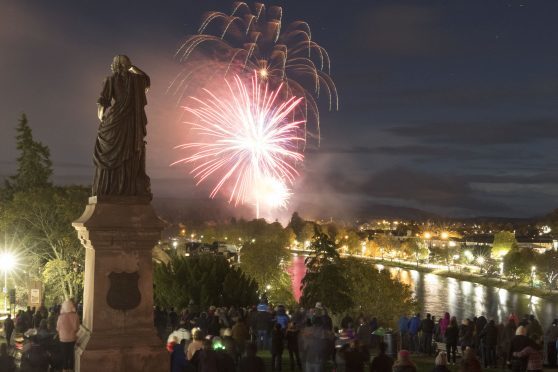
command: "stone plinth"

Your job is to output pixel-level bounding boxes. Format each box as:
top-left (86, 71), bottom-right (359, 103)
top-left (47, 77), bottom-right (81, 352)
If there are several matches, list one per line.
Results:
top-left (72, 196), bottom-right (167, 372)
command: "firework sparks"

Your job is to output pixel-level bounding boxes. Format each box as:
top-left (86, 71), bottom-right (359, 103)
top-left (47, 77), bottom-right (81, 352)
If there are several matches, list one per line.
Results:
top-left (255, 176), bottom-right (291, 209)
top-left (173, 73), bottom-right (305, 216)
top-left (171, 2), bottom-right (338, 140)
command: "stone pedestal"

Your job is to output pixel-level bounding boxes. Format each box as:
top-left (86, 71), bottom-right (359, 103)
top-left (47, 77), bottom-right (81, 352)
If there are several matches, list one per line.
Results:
top-left (72, 196), bottom-right (167, 372)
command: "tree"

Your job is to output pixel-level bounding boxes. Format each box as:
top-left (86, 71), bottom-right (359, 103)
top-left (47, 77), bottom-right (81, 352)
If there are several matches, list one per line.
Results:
top-left (337, 228), bottom-right (361, 255)
top-left (536, 249), bottom-right (558, 293)
top-left (304, 229), bottom-right (340, 271)
top-left (265, 271), bottom-right (297, 307)
top-left (298, 223), bottom-right (315, 246)
top-left (401, 238), bottom-right (429, 267)
top-left (503, 248), bottom-right (535, 285)
top-left (239, 220), bottom-right (291, 286)
top-left (3, 114), bottom-right (52, 200)
top-left (240, 239), bottom-right (287, 288)
top-left (300, 262), bottom-right (353, 314)
top-left (492, 231), bottom-right (518, 259)
top-left (374, 234), bottom-right (400, 260)
top-left (1, 186), bottom-right (88, 302)
top-left (341, 258), bottom-right (418, 326)
top-left (365, 240), bottom-right (381, 258)
top-left (288, 212), bottom-right (305, 240)
top-left (300, 230), bottom-right (353, 313)
top-left (154, 253), bottom-right (258, 310)
top-left (0, 116), bottom-right (87, 304)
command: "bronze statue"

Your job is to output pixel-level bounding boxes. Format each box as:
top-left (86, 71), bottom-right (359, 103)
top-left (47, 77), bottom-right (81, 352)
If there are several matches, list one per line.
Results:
top-left (92, 55), bottom-right (151, 197)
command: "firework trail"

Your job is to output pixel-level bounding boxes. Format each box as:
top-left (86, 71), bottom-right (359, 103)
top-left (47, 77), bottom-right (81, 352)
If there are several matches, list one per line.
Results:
top-left (173, 73), bottom-right (305, 217)
top-left (170, 2), bottom-right (337, 142)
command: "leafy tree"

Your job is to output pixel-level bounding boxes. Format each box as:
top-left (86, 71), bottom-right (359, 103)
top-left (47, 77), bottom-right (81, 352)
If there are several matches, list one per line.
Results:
top-left (301, 263), bottom-right (353, 314)
top-left (492, 231), bottom-right (518, 259)
top-left (341, 258), bottom-right (418, 326)
top-left (301, 230), bottom-right (353, 313)
top-left (401, 238), bottom-right (429, 267)
top-left (1, 186), bottom-right (88, 302)
top-left (288, 212), bottom-right (305, 240)
top-left (503, 248), bottom-right (536, 285)
top-left (3, 114), bottom-right (52, 200)
top-left (365, 240), bottom-right (381, 258)
top-left (240, 239), bottom-right (287, 289)
top-left (304, 229), bottom-right (340, 271)
top-left (298, 223), bottom-right (315, 246)
top-left (337, 228), bottom-right (361, 255)
top-left (0, 115), bottom-right (87, 304)
top-left (536, 249), bottom-right (558, 292)
top-left (238, 219), bottom-right (295, 302)
top-left (374, 234), bottom-right (400, 260)
top-left (284, 226), bottom-right (297, 247)
top-left (266, 271), bottom-right (296, 307)
top-left (154, 253), bottom-right (258, 310)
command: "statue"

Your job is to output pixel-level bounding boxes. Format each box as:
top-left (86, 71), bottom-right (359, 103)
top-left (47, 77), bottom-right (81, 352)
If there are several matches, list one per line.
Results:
top-left (92, 55), bottom-right (151, 197)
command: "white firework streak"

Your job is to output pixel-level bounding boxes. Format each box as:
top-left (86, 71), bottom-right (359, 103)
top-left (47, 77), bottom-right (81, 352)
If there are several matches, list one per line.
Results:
top-left (173, 73), bottom-right (305, 209)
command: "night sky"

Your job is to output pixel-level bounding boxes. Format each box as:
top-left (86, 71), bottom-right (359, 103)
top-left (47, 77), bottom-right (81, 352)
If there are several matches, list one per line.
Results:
top-left (1, 0), bottom-right (558, 219)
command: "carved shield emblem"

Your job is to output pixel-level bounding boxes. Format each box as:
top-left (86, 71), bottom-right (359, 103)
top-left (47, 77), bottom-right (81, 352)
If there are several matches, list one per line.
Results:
top-left (107, 271), bottom-right (141, 311)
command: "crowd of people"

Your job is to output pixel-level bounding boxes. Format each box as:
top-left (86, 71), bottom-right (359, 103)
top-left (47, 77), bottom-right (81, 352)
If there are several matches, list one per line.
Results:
top-left (3, 298), bottom-right (558, 372)
top-left (1, 300), bottom-right (80, 372)
top-left (397, 311), bottom-right (557, 371)
top-left (155, 301), bottom-right (558, 372)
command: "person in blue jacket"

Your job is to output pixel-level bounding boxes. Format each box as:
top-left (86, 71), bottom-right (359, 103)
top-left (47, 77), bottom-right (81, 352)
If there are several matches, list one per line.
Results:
top-left (407, 313), bottom-right (422, 353)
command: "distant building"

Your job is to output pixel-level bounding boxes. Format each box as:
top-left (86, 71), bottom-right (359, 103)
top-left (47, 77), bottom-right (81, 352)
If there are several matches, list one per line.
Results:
top-left (516, 237), bottom-right (554, 253)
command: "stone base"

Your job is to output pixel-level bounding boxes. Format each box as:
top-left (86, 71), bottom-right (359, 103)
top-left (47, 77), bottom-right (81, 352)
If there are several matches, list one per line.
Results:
top-left (73, 196), bottom-right (167, 372)
top-left (75, 325), bottom-right (167, 372)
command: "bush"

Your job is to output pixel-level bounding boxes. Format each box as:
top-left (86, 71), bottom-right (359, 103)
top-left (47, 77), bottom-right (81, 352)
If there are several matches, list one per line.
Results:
top-left (154, 253), bottom-right (259, 310)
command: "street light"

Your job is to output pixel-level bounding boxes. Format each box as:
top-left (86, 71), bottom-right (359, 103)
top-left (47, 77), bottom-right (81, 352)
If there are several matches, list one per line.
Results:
top-left (531, 266), bottom-right (536, 288)
top-left (441, 232), bottom-right (449, 240)
top-left (0, 252), bottom-right (17, 313)
top-left (476, 256), bottom-right (485, 274)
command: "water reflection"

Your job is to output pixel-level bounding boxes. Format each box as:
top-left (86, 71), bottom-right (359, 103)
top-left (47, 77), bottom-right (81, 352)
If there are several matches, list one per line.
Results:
top-left (287, 256), bottom-right (558, 327)
top-left (383, 265), bottom-right (558, 327)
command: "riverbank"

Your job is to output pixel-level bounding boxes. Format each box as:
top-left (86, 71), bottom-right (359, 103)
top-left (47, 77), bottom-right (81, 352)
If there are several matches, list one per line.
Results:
top-left (366, 257), bottom-right (558, 301)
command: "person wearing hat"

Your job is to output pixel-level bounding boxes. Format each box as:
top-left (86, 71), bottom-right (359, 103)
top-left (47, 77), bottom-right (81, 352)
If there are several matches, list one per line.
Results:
top-left (221, 328), bottom-right (239, 364)
top-left (56, 300), bottom-right (80, 372)
top-left (392, 350), bottom-right (416, 372)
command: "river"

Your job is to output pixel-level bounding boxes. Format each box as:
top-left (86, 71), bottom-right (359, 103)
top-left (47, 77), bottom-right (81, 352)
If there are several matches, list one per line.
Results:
top-left (288, 255), bottom-right (558, 328)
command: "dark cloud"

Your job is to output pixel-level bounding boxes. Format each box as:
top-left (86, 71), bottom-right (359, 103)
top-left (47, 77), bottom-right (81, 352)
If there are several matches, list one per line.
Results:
top-left (311, 145), bottom-right (474, 158)
top-left (387, 118), bottom-right (558, 145)
top-left (361, 167), bottom-right (511, 213)
top-left (468, 172), bottom-right (558, 185)
top-left (352, 5), bottom-right (445, 57)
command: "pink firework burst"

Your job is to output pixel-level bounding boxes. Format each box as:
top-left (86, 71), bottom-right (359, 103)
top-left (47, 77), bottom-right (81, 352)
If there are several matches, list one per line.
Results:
top-left (173, 72), bottom-right (305, 214)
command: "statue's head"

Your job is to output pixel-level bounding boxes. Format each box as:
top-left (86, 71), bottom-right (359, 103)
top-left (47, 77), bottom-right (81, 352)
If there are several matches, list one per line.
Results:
top-left (111, 55), bottom-right (132, 74)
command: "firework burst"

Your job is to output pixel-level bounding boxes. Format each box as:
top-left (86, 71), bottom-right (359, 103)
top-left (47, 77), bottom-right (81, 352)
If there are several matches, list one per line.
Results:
top-left (173, 73), bottom-right (305, 216)
top-left (170, 2), bottom-right (337, 142)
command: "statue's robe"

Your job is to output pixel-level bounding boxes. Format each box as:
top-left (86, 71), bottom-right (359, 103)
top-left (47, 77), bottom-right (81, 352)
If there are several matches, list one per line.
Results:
top-left (93, 71), bottom-right (151, 197)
